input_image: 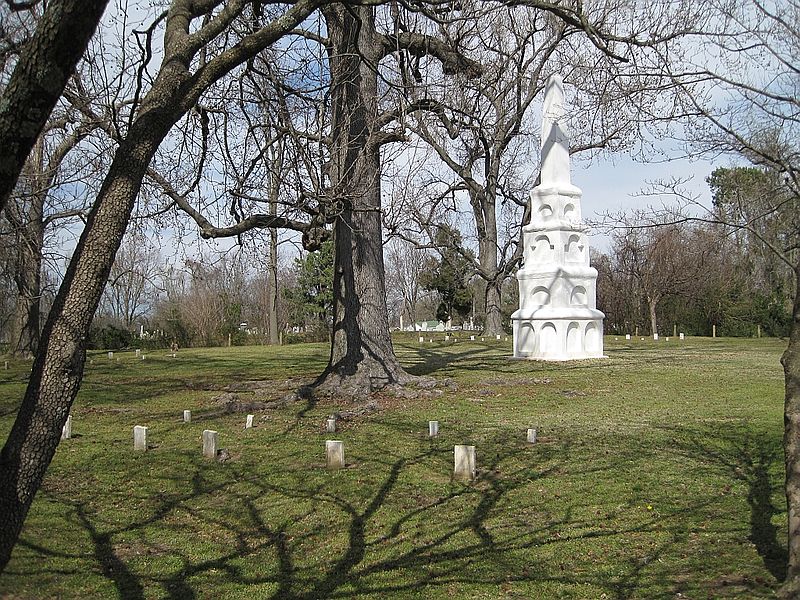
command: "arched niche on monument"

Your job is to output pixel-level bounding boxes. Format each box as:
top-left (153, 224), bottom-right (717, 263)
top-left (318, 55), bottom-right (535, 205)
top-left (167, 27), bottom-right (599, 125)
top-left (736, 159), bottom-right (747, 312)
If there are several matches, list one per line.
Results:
top-left (540, 322), bottom-right (558, 355)
top-left (563, 203), bottom-right (576, 221)
top-left (566, 322), bottom-right (581, 354)
top-left (532, 234), bottom-right (555, 263)
top-left (570, 286), bottom-right (587, 306)
top-left (565, 233), bottom-right (584, 263)
top-left (538, 204), bottom-right (553, 220)
top-left (585, 322), bottom-right (600, 352)
top-left (531, 286), bottom-right (551, 306)
top-left (518, 323), bottom-right (534, 354)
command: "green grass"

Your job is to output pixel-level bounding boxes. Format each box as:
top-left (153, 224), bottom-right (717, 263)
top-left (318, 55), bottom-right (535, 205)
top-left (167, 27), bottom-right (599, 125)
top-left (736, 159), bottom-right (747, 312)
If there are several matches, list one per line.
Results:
top-left (0, 335), bottom-right (788, 599)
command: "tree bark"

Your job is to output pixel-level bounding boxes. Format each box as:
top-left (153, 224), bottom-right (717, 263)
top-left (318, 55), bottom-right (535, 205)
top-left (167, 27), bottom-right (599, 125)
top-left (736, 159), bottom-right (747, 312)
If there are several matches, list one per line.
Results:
top-left (0, 0), bottom-right (109, 212)
top-left (648, 295), bottom-right (659, 336)
top-left (9, 204), bottom-right (43, 357)
top-left (484, 279), bottom-right (504, 336)
top-left (781, 272), bottom-right (800, 598)
top-left (316, 6), bottom-right (411, 395)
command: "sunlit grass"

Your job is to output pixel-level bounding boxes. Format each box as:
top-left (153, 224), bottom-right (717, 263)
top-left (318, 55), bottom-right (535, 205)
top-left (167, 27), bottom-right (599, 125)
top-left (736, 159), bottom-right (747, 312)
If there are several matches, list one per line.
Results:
top-left (0, 335), bottom-right (787, 598)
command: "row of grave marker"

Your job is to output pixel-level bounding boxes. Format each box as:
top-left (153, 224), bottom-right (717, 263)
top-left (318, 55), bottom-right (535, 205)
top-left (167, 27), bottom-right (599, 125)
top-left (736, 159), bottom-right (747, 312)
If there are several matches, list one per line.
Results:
top-left (61, 415), bottom-right (537, 481)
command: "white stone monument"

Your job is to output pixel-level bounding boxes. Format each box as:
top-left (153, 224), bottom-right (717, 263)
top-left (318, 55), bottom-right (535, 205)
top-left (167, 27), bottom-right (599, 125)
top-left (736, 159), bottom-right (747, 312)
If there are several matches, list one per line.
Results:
top-left (511, 74), bottom-right (604, 360)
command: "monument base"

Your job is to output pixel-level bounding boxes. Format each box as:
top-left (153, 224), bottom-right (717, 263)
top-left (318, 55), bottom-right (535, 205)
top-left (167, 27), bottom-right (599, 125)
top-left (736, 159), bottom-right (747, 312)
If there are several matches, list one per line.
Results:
top-left (512, 317), bottom-right (604, 360)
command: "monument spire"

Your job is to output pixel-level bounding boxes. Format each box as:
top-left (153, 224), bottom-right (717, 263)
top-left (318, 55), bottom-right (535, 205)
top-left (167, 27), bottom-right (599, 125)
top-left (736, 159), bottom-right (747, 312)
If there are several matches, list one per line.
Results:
top-left (540, 74), bottom-right (571, 188)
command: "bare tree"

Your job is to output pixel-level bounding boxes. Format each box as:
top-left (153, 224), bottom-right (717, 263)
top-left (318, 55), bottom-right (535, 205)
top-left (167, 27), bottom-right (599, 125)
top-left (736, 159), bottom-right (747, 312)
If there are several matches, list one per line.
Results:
top-left (385, 236), bottom-right (428, 327)
top-left (0, 0), bottom-right (332, 571)
top-left (98, 232), bottom-right (160, 330)
top-left (0, 0), bottom-right (108, 210)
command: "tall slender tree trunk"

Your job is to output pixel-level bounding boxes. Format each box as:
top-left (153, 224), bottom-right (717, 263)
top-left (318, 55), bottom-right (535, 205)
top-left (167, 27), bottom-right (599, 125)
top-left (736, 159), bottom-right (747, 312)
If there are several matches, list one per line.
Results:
top-left (267, 229), bottom-right (279, 344)
top-left (317, 6), bottom-right (410, 395)
top-left (648, 295), bottom-right (659, 336)
top-left (10, 211), bottom-right (43, 357)
top-left (781, 271), bottom-right (800, 598)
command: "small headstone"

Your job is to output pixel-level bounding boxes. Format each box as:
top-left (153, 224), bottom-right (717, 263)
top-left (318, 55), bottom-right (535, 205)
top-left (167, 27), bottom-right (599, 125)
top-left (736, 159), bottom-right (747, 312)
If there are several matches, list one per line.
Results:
top-left (429, 420), bottom-right (439, 437)
top-left (454, 445), bottom-right (476, 481)
top-left (445, 335), bottom-right (450, 341)
top-left (653, 333), bottom-right (659, 341)
top-left (90, 359), bottom-right (94, 365)
top-left (666, 337), bottom-right (670, 342)
top-left (133, 425), bottom-right (148, 451)
top-left (326, 440), bottom-right (345, 470)
top-left (640, 338), bottom-right (644, 341)
top-left (246, 414), bottom-right (254, 429)
top-left (202, 430), bottom-right (218, 459)
top-left (428, 338), bottom-right (432, 343)
top-left (171, 353), bottom-right (177, 358)
top-left (3, 360), bottom-right (7, 370)
top-left (625, 334), bottom-right (631, 340)
top-left (135, 349), bottom-right (141, 356)
top-left (496, 334), bottom-right (501, 340)
top-left (419, 336), bottom-right (424, 343)
top-left (470, 335), bottom-right (475, 341)
top-left (326, 418), bottom-right (336, 433)
top-left (141, 355), bottom-right (145, 360)
top-left (679, 332), bottom-right (685, 340)
top-left (481, 337), bottom-right (485, 342)
top-left (61, 415), bottom-right (72, 440)
top-left (527, 428), bottom-right (537, 444)
top-left (108, 351), bottom-right (114, 359)
top-left (504, 337), bottom-right (508, 342)
top-left (183, 410), bottom-right (191, 423)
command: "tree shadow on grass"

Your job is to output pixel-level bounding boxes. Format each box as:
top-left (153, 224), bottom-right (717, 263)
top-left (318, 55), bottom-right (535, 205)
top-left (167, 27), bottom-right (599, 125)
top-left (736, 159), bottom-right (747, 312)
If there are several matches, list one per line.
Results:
top-left (10, 421), bottom-right (782, 599)
top-left (657, 423), bottom-right (787, 582)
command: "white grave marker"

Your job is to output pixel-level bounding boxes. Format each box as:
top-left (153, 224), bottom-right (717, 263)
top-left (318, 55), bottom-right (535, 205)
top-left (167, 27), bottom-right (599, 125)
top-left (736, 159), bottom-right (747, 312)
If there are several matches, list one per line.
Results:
top-left (454, 445), bottom-right (476, 480)
top-left (326, 440), bottom-right (345, 470)
top-left (653, 333), bottom-right (659, 341)
top-left (625, 334), bottom-right (631, 340)
top-left (202, 430), bottom-right (218, 458)
top-left (680, 333), bottom-right (685, 340)
top-left (326, 418), bottom-right (336, 433)
top-left (429, 420), bottom-right (439, 437)
top-left (183, 410), bottom-right (191, 423)
top-left (108, 351), bottom-right (114, 359)
top-left (527, 428), bottom-right (537, 444)
top-left (246, 414), bottom-right (254, 429)
top-left (133, 425), bottom-right (148, 451)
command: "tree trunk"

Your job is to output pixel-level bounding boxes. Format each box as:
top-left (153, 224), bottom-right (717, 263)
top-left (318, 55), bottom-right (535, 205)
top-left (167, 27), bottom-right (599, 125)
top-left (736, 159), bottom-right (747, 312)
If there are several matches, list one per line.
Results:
top-left (9, 187), bottom-right (45, 357)
top-left (484, 279), bottom-right (504, 336)
top-left (0, 0), bottom-right (108, 211)
top-left (316, 6), bottom-right (410, 396)
top-left (10, 221), bottom-right (43, 357)
top-left (648, 295), bottom-right (659, 336)
top-left (0, 108), bottom-right (171, 572)
top-left (267, 228), bottom-right (279, 345)
top-left (781, 272), bottom-right (800, 598)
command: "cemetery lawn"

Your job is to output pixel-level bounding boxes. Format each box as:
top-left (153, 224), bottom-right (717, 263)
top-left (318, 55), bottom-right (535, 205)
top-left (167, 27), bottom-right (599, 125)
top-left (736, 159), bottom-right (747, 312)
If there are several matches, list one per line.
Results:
top-left (0, 335), bottom-right (787, 599)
